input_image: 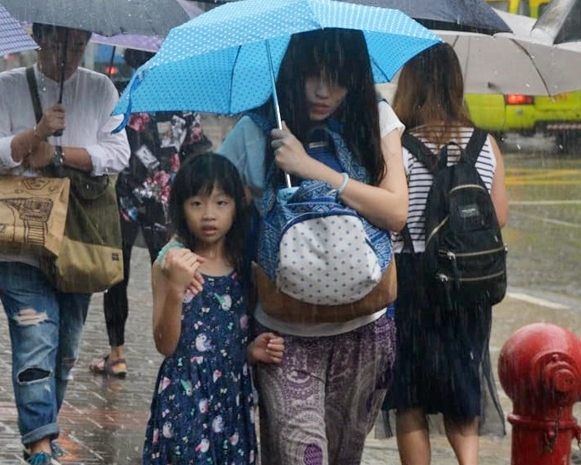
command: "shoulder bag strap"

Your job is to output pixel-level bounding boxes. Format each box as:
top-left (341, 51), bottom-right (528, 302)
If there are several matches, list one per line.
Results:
top-left (26, 67), bottom-right (43, 124)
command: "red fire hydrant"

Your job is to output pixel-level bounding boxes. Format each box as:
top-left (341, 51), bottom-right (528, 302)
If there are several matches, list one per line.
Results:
top-left (498, 323), bottom-right (581, 465)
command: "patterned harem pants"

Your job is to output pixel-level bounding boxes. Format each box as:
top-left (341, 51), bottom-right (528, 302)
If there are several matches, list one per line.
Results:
top-left (255, 315), bottom-right (396, 465)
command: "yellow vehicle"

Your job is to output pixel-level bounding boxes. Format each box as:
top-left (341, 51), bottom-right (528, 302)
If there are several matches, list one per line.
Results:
top-left (465, 0), bottom-right (581, 153)
top-left (484, 0), bottom-right (550, 16)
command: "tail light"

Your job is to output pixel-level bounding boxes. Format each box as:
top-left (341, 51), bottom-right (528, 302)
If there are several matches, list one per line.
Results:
top-left (104, 66), bottom-right (118, 77)
top-left (505, 94), bottom-right (534, 105)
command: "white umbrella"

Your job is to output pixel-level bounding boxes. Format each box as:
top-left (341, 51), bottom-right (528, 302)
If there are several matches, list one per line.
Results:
top-left (532, 0), bottom-right (581, 44)
top-left (439, 10), bottom-right (581, 96)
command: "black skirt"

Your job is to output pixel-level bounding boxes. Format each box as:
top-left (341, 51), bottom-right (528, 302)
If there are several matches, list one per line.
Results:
top-left (378, 252), bottom-right (505, 437)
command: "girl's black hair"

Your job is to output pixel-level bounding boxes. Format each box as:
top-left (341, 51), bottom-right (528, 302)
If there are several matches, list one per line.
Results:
top-left (168, 153), bottom-right (247, 275)
top-left (264, 28), bottom-right (385, 186)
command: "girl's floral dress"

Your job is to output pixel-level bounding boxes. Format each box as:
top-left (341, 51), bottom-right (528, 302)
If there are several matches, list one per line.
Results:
top-left (143, 271), bottom-right (256, 465)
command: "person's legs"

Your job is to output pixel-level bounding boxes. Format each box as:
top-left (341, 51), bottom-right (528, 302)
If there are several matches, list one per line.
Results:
top-left (444, 416), bottom-right (480, 465)
top-left (254, 328), bottom-right (331, 465)
top-left (395, 408), bottom-right (431, 465)
top-left (325, 316), bottom-right (396, 465)
top-left (54, 291), bottom-right (90, 412)
top-left (0, 262), bottom-right (60, 455)
top-left (106, 217), bottom-right (137, 348)
top-left (438, 301), bottom-right (487, 465)
top-left (92, 218), bottom-right (138, 376)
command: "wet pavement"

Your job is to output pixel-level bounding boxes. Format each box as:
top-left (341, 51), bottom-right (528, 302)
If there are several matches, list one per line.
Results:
top-left (1, 137), bottom-right (581, 464)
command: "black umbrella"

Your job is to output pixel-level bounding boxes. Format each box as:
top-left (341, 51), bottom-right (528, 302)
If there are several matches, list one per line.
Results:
top-left (339, 0), bottom-right (512, 34)
top-left (533, 0), bottom-right (581, 44)
top-left (4, 0), bottom-right (194, 135)
top-left (2, 0), bottom-right (192, 37)
top-left (196, 0), bottom-right (512, 34)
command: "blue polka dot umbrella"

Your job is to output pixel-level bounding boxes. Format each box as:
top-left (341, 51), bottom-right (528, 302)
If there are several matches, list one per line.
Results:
top-left (113, 0), bottom-right (441, 127)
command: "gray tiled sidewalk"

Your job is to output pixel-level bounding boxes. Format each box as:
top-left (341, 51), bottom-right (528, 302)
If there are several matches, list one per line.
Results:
top-left (1, 246), bottom-right (580, 464)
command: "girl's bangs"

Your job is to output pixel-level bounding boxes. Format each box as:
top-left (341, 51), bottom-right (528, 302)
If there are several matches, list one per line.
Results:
top-left (305, 51), bottom-right (350, 87)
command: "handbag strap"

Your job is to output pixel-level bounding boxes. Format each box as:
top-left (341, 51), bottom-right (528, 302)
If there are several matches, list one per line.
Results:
top-left (26, 67), bottom-right (43, 124)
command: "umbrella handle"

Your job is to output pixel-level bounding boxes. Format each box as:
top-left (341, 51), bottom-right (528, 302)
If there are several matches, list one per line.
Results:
top-left (266, 40), bottom-right (292, 189)
top-left (53, 29), bottom-right (69, 137)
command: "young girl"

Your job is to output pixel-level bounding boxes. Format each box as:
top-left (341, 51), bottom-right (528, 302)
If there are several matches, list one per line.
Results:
top-left (142, 153), bottom-right (285, 465)
top-left (219, 28), bottom-right (408, 465)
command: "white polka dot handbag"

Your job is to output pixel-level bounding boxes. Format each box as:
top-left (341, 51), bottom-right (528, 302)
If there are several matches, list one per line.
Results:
top-left (259, 180), bottom-right (392, 306)
top-left (255, 119), bottom-right (393, 315)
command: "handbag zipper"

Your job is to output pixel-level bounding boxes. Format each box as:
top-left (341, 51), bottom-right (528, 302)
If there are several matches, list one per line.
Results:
top-left (438, 244), bottom-right (508, 259)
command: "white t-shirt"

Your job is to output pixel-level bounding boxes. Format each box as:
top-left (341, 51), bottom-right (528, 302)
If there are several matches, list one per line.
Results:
top-left (218, 100), bottom-right (403, 337)
top-left (0, 65), bottom-right (130, 266)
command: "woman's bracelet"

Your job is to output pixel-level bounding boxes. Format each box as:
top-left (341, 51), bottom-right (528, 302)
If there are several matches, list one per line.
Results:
top-left (337, 172), bottom-right (349, 195)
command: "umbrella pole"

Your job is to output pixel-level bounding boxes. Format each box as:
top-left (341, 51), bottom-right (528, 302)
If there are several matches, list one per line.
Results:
top-left (107, 46), bottom-right (116, 77)
top-left (58, 29), bottom-right (68, 104)
top-left (266, 40), bottom-right (292, 189)
top-left (53, 29), bottom-right (68, 137)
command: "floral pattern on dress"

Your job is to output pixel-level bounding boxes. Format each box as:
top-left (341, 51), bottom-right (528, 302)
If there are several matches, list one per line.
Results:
top-left (143, 272), bottom-right (256, 465)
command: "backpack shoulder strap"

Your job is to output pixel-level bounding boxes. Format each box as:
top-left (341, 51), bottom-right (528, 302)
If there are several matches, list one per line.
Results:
top-left (323, 128), bottom-right (369, 182)
top-left (401, 132), bottom-right (440, 174)
top-left (462, 128), bottom-right (488, 166)
top-left (246, 112), bottom-right (274, 135)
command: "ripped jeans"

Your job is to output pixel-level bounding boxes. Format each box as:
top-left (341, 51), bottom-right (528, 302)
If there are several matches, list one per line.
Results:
top-left (0, 261), bottom-right (90, 446)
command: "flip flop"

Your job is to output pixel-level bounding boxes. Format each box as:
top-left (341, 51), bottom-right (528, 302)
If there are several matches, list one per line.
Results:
top-left (89, 355), bottom-right (127, 379)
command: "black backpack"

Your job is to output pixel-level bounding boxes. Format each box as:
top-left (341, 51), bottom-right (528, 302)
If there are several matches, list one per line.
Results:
top-left (401, 129), bottom-right (507, 307)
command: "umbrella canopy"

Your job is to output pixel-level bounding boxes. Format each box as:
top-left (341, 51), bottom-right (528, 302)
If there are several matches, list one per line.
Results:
top-left (90, 0), bottom-right (205, 52)
top-left (2, 0), bottom-right (192, 37)
top-left (437, 10), bottom-right (581, 96)
top-left (0, 4), bottom-right (38, 55)
top-left (192, 0), bottom-right (513, 34)
top-left (340, 0), bottom-right (512, 34)
top-left (532, 0), bottom-right (581, 44)
top-left (113, 0), bottom-right (441, 119)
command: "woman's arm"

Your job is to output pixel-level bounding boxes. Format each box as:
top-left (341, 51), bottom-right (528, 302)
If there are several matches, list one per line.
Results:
top-left (339, 129), bottom-right (408, 232)
top-left (489, 135), bottom-right (509, 228)
top-left (271, 122), bottom-right (408, 232)
top-left (152, 248), bottom-right (203, 357)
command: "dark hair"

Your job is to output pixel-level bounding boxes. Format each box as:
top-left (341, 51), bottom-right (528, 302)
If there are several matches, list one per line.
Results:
top-left (168, 153), bottom-right (247, 274)
top-left (393, 42), bottom-right (473, 143)
top-left (32, 23), bottom-right (92, 41)
top-left (123, 49), bottom-right (155, 70)
top-left (266, 28), bottom-right (385, 186)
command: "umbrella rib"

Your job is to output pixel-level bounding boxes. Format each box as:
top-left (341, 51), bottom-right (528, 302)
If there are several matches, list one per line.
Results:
top-left (229, 45), bottom-right (242, 114)
top-left (509, 38), bottom-right (550, 95)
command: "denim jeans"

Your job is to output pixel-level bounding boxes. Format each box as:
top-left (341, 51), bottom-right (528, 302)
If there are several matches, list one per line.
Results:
top-left (0, 261), bottom-right (90, 446)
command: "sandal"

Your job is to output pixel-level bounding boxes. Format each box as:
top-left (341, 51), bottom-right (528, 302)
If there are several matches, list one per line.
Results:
top-left (89, 355), bottom-right (127, 379)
